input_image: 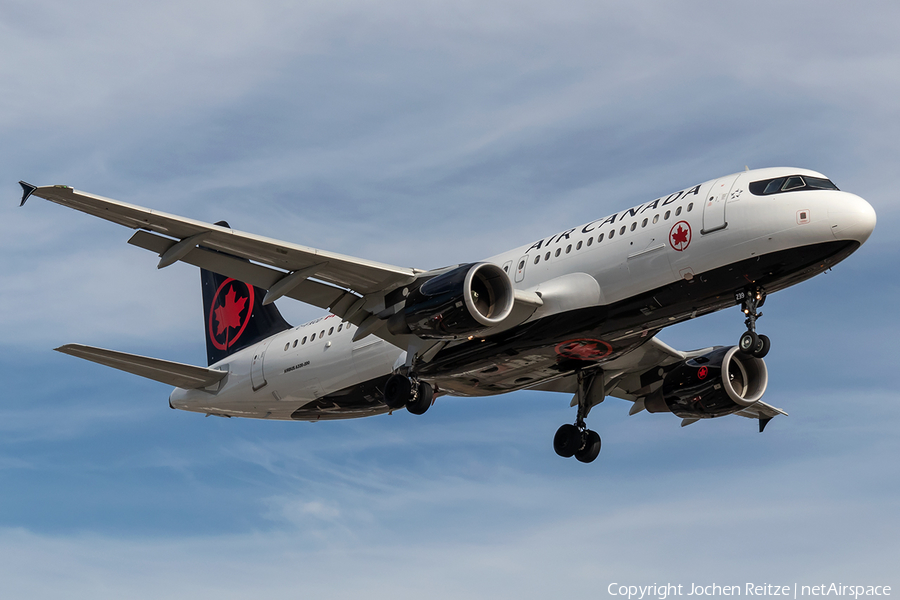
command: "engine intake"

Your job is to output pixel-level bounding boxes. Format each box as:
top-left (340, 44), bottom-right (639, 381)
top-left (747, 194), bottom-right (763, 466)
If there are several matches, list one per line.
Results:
top-left (388, 263), bottom-right (515, 339)
top-left (646, 346), bottom-right (768, 419)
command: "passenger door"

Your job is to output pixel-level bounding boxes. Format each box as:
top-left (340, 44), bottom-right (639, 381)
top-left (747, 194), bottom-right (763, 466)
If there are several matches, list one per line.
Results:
top-left (514, 256), bottom-right (528, 283)
top-left (702, 174), bottom-right (739, 234)
top-left (251, 340), bottom-right (272, 391)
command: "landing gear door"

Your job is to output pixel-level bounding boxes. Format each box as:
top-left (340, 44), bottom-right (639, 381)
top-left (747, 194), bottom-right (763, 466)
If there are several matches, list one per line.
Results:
top-left (702, 174), bottom-right (739, 234)
top-left (514, 256), bottom-right (528, 283)
top-left (251, 340), bottom-right (271, 391)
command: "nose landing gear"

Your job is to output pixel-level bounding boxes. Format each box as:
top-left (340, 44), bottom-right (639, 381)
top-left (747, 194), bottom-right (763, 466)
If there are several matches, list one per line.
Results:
top-left (553, 369), bottom-right (604, 463)
top-left (736, 286), bottom-right (770, 358)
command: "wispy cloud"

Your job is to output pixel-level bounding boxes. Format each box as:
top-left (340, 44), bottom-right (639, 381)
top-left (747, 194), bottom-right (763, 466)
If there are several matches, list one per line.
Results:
top-left (1, 0), bottom-right (898, 596)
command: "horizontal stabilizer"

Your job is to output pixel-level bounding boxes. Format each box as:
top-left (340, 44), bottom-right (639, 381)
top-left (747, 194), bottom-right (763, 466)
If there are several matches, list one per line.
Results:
top-left (55, 344), bottom-right (227, 389)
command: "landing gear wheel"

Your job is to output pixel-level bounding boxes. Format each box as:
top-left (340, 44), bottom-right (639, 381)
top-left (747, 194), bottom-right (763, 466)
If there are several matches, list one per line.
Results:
top-left (406, 381), bottom-right (434, 415)
top-left (383, 374), bottom-right (412, 409)
top-left (553, 424), bottom-right (581, 458)
top-left (739, 331), bottom-right (759, 355)
top-left (752, 334), bottom-right (771, 358)
top-left (737, 286), bottom-right (768, 357)
top-left (575, 430), bottom-right (601, 463)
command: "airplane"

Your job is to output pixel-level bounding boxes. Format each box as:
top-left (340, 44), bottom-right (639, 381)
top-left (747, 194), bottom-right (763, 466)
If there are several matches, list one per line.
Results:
top-left (18, 166), bottom-right (876, 463)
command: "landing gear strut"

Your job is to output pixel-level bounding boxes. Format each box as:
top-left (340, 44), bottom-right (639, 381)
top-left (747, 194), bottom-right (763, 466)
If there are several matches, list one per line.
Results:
top-left (736, 286), bottom-right (770, 358)
top-left (384, 374), bottom-right (434, 415)
top-left (553, 369), bottom-right (603, 463)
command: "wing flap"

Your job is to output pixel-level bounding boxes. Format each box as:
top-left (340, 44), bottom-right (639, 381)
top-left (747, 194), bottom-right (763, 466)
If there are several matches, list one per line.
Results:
top-left (128, 232), bottom-right (416, 348)
top-left (56, 344), bottom-right (227, 390)
top-left (30, 185), bottom-right (419, 294)
top-left (128, 231), bottom-right (348, 312)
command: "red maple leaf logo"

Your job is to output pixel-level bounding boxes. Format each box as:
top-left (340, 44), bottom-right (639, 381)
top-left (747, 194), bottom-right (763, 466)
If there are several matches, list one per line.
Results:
top-left (555, 339), bottom-right (612, 360)
top-left (698, 366), bottom-right (709, 380)
top-left (213, 286), bottom-right (248, 336)
top-left (669, 221), bottom-right (691, 251)
top-left (208, 279), bottom-right (255, 351)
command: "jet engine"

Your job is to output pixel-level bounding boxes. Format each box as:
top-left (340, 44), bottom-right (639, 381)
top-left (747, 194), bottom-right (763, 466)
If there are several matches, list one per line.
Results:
top-left (387, 263), bottom-right (515, 339)
top-left (645, 346), bottom-right (768, 418)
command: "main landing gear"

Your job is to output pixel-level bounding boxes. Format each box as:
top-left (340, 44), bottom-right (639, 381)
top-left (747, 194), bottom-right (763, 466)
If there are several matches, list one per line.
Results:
top-left (736, 286), bottom-right (770, 358)
top-left (383, 374), bottom-right (434, 415)
top-left (553, 370), bottom-right (604, 463)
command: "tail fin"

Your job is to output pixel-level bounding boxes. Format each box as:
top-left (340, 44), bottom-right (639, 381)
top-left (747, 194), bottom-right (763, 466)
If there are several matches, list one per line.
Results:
top-left (200, 228), bottom-right (291, 365)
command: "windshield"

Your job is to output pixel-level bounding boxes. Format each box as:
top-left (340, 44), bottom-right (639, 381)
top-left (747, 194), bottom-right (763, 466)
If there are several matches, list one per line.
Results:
top-left (749, 175), bottom-right (839, 196)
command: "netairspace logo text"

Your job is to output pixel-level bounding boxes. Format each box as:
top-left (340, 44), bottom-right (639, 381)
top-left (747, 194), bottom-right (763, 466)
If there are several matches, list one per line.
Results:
top-left (608, 584), bottom-right (892, 600)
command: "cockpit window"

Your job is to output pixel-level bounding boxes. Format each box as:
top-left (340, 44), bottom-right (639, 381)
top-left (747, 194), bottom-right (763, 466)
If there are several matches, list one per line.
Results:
top-left (750, 175), bottom-right (839, 196)
top-left (805, 176), bottom-right (840, 190)
top-left (763, 178), bottom-right (785, 194)
top-left (782, 176), bottom-right (805, 191)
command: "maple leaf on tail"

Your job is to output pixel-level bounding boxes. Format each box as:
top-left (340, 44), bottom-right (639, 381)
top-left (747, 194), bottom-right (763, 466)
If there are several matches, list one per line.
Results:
top-left (214, 286), bottom-right (248, 336)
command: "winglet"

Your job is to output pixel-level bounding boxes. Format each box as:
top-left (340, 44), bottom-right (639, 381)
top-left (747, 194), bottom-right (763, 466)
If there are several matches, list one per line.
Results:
top-left (759, 416), bottom-right (773, 433)
top-left (18, 181), bottom-right (37, 206)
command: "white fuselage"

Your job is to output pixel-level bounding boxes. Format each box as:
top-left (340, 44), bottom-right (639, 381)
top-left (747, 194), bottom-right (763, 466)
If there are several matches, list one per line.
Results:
top-left (170, 167), bottom-right (876, 419)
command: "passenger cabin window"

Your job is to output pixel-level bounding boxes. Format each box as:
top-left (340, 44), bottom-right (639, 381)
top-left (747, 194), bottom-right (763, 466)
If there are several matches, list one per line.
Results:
top-left (749, 175), bottom-right (839, 196)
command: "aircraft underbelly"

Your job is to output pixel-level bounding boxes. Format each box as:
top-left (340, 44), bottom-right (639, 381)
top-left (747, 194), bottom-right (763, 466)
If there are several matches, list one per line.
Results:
top-left (426, 239), bottom-right (857, 396)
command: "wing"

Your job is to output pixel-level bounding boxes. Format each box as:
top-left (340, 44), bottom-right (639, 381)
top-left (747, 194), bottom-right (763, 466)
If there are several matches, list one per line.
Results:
top-left (530, 337), bottom-right (787, 430)
top-left (22, 183), bottom-right (424, 347)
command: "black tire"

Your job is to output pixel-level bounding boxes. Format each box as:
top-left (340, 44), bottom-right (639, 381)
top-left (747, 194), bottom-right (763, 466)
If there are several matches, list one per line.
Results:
top-left (739, 331), bottom-right (759, 354)
top-left (753, 334), bottom-right (771, 359)
top-left (383, 374), bottom-right (412, 409)
top-left (553, 424), bottom-right (582, 458)
top-left (406, 381), bottom-right (434, 415)
top-left (575, 430), bottom-right (601, 463)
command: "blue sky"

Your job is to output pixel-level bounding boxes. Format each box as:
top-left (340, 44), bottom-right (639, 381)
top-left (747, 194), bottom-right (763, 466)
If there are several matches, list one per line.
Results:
top-left (2, 1), bottom-right (899, 597)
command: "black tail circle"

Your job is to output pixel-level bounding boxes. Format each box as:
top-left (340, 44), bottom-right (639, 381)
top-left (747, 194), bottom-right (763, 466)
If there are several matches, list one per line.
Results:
top-left (200, 259), bottom-right (291, 365)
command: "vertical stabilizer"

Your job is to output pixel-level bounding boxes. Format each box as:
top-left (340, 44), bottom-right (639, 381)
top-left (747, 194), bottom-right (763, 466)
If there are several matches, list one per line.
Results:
top-left (200, 230), bottom-right (291, 365)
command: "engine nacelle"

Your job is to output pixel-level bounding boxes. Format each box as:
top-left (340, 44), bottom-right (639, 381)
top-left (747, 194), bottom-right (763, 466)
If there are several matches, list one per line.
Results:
top-left (645, 346), bottom-right (768, 419)
top-left (387, 263), bottom-right (515, 339)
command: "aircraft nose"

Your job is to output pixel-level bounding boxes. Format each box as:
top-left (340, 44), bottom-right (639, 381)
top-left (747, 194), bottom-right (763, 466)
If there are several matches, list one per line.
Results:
top-left (829, 193), bottom-right (876, 246)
